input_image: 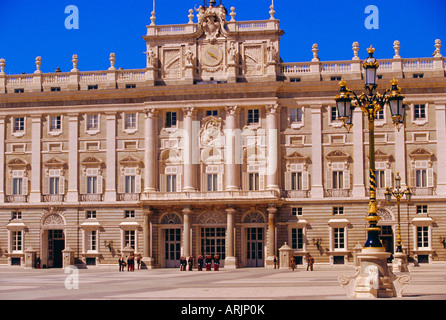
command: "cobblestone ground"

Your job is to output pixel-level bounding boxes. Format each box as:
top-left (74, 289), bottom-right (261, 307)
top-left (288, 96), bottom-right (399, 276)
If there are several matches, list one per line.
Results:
top-left (0, 263), bottom-right (445, 300)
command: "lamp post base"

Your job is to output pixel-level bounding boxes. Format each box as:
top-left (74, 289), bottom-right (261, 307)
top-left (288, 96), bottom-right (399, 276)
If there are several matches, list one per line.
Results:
top-left (339, 248), bottom-right (411, 298)
top-left (392, 252), bottom-right (409, 273)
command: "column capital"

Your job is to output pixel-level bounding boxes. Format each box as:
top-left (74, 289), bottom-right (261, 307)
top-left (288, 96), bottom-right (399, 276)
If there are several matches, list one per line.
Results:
top-left (225, 105), bottom-right (239, 115)
top-left (182, 206), bottom-right (193, 215)
top-left (182, 106), bottom-right (196, 117)
top-left (265, 103), bottom-right (280, 115)
top-left (225, 206), bottom-right (236, 215)
top-left (144, 108), bottom-right (159, 118)
top-left (267, 205), bottom-right (277, 214)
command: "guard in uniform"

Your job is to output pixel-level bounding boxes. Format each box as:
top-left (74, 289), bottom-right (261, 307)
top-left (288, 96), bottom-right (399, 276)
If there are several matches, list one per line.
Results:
top-left (188, 256), bottom-right (193, 271)
top-left (179, 257), bottom-right (184, 271)
top-left (197, 255), bottom-right (203, 271)
top-left (205, 254), bottom-right (212, 271)
top-left (213, 254), bottom-right (220, 271)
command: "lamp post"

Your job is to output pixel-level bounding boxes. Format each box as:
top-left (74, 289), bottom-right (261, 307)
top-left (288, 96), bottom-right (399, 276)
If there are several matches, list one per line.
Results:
top-left (385, 172), bottom-right (411, 272)
top-left (335, 46), bottom-right (408, 298)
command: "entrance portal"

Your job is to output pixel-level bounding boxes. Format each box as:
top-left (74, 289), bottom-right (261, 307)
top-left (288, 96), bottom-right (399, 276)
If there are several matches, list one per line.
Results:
top-left (48, 229), bottom-right (64, 268)
top-left (200, 227), bottom-right (226, 267)
top-left (246, 227), bottom-right (264, 267)
top-left (165, 228), bottom-right (181, 268)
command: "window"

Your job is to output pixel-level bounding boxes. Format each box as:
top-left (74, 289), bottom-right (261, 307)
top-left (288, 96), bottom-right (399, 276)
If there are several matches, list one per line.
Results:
top-left (247, 109), bottom-right (259, 124)
top-left (291, 207), bottom-right (302, 216)
top-left (51, 87), bottom-right (61, 92)
top-left (291, 228), bottom-right (304, 249)
top-left (87, 85), bottom-right (98, 90)
top-left (207, 174), bottom-right (218, 192)
top-left (49, 177), bottom-right (60, 195)
top-left (291, 172), bottom-right (302, 190)
top-left (375, 109), bottom-right (384, 120)
top-left (125, 210), bottom-right (135, 218)
top-left (333, 207), bottom-right (344, 215)
top-left (417, 226), bottom-right (429, 248)
top-left (331, 106), bottom-right (338, 121)
top-left (50, 116), bottom-right (62, 131)
top-left (125, 175), bottom-right (136, 193)
top-left (416, 205), bottom-right (428, 214)
top-left (87, 114), bottom-right (99, 130)
top-left (125, 230), bottom-right (136, 249)
top-left (334, 228), bottom-right (345, 249)
top-left (413, 73), bottom-right (424, 79)
top-left (375, 170), bottom-right (385, 189)
top-left (125, 113), bottom-right (137, 129)
top-left (416, 169), bottom-right (427, 187)
top-left (14, 117), bottom-right (25, 132)
top-left (165, 112), bottom-right (177, 128)
top-left (331, 76), bottom-right (342, 81)
top-left (249, 173), bottom-right (260, 191)
top-left (14, 88), bottom-right (24, 93)
top-left (12, 231), bottom-right (22, 251)
top-left (87, 230), bottom-right (97, 251)
top-left (206, 110), bottom-right (218, 117)
top-left (125, 84), bottom-right (136, 89)
top-left (13, 178), bottom-right (23, 195)
top-left (12, 211), bottom-right (22, 220)
top-left (87, 176), bottom-right (98, 194)
top-left (332, 171), bottom-right (344, 189)
top-left (86, 210), bottom-right (96, 219)
top-left (166, 174), bottom-right (177, 192)
top-left (414, 104), bottom-right (426, 120)
top-left (290, 77), bottom-right (301, 82)
top-left (290, 108), bottom-right (302, 123)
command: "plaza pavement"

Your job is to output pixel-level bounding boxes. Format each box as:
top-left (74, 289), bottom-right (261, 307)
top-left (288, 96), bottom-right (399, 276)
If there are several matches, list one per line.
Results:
top-left (0, 263), bottom-right (445, 300)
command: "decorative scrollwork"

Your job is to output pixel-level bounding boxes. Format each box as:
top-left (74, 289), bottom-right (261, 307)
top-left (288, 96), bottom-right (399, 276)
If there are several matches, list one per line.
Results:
top-left (160, 212), bottom-right (182, 225)
top-left (243, 211), bottom-right (265, 223)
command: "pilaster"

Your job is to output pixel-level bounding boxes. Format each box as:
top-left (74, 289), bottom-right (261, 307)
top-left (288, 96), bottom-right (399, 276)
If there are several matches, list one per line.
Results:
top-left (67, 113), bottom-right (79, 202)
top-left (29, 115), bottom-right (42, 203)
top-left (352, 108), bottom-right (366, 197)
top-left (143, 109), bottom-right (158, 194)
top-left (435, 104), bottom-right (446, 195)
top-left (224, 106), bottom-right (241, 191)
top-left (104, 112), bottom-right (117, 201)
top-left (310, 105), bottom-right (324, 198)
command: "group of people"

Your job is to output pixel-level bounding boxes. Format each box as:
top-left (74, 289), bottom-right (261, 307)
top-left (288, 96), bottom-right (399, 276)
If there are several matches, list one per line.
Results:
top-left (290, 254), bottom-right (314, 271)
top-left (180, 254), bottom-right (220, 271)
top-left (118, 254), bottom-right (142, 271)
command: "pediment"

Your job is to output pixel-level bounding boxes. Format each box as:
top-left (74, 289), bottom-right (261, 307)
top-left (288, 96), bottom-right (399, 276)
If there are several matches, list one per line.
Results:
top-left (7, 158), bottom-right (29, 167)
top-left (119, 155), bottom-right (142, 166)
top-left (81, 157), bottom-right (104, 166)
top-left (326, 150), bottom-right (350, 161)
top-left (44, 157), bottom-right (66, 167)
top-left (409, 148), bottom-right (433, 159)
top-left (284, 151), bottom-right (307, 161)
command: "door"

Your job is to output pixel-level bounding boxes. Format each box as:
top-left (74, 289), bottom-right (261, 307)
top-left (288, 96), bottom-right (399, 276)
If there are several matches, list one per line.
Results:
top-left (48, 229), bottom-right (64, 268)
top-left (201, 227), bottom-right (226, 267)
top-left (246, 227), bottom-right (264, 267)
top-left (165, 228), bottom-right (181, 268)
top-left (380, 225), bottom-right (394, 261)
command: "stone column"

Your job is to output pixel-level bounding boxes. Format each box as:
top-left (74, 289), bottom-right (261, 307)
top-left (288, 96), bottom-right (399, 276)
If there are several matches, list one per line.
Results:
top-left (144, 109), bottom-right (157, 193)
top-left (67, 114), bottom-right (79, 202)
top-left (182, 107), bottom-right (197, 191)
top-left (395, 121), bottom-right (407, 187)
top-left (104, 112), bottom-right (116, 201)
top-left (29, 115), bottom-right (42, 203)
top-left (310, 105), bottom-right (324, 197)
top-left (224, 106), bottom-right (241, 191)
top-left (0, 116), bottom-right (5, 203)
top-left (225, 206), bottom-right (237, 269)
top-left (265, 205), bottom-right (277, 268)
top-left (182, 206), bottom-right (192, 258)
top-left (142, 208), bottom-right (154, 269)
top-left (265, 104), bottom-right (280, 192)
top-left (436, 104), bottom-right (446, 195)
top-left (352, 108), bottom-right (365, 197)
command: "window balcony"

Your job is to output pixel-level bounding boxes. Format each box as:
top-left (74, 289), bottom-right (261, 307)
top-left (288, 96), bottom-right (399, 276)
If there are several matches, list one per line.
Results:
top-left (5, 195), bottom-right (28, 203)
top-left (411, 187), bottom-right (435, 196)
top-left (283, 190), bottom-right (310, 198)
top-left (79, 194), bottom-right (103, 202)
top-left (117, 193), bottom-right (141, 201)
top-left (42, 194), bottom-right (65, 203)
top-left (324, 189), bottom-right (351, 198)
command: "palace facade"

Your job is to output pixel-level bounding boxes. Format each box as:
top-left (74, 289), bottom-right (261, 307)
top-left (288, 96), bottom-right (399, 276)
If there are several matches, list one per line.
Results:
top-left (1, 3), bottom-right (446, 269)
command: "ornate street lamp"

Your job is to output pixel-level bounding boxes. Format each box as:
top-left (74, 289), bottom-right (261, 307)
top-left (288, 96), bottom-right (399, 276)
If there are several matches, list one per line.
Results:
top-left (384, 172), bottom-right (412, 253)
top-left (335, 46), bottom-right (410, 297)
top-left (334, 46), bottom-right (406, 251)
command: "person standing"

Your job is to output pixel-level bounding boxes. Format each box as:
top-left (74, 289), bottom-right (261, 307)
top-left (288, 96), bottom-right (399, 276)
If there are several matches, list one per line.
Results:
top-left (118, 256), bottom-right (124, 272)
top-left (307, 254), bottom-right (314, 271)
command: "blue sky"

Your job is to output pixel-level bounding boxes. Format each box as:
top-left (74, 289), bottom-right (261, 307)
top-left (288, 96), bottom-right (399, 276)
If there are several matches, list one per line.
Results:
top-left (0, 0), bottom-right (445, 74)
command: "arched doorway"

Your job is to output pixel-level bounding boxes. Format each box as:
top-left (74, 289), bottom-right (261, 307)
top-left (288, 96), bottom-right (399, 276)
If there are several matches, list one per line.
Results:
top-left (242, 211), bottom-right (267, 267)
top-left (197, 211), bottom-right (226, 267)
top-left (41, 211), bottom-right (66, 268)
top-left (160, 212), bottom-right (182, 268)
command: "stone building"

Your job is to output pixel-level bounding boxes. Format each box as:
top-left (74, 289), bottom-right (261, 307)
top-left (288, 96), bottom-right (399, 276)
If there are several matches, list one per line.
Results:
top-left (0, 2), bottom-right (445, 269)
